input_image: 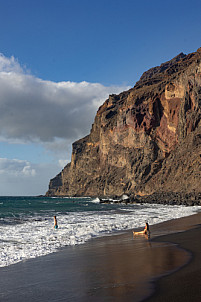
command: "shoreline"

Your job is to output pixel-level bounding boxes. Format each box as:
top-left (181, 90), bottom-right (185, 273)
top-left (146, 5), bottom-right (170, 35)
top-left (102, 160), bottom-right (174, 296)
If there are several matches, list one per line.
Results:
top-left (0, 212), bottom-right (200, 301)
top-left (43, 192), bottom-right (201, 207)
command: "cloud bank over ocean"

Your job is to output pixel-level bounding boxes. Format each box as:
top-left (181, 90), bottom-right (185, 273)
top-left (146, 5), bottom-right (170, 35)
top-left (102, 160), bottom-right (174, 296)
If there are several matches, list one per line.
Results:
top-left (0, 53), bottom-right (130, 195)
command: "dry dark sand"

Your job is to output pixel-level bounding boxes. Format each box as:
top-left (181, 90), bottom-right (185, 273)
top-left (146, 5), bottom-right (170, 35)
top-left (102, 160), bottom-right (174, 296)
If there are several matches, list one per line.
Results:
top-left (0, 212), bottom-right (200, 302)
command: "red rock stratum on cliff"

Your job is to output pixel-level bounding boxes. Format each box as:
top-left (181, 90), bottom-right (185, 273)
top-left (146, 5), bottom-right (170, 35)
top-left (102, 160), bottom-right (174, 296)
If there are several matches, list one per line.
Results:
top-left (46, 48), bottom-right (201, 197)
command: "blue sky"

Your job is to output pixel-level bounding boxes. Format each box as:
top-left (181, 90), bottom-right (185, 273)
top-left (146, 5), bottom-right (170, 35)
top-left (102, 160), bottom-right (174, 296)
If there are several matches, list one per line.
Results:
top-left (0, 0), bottom-right (201, 195)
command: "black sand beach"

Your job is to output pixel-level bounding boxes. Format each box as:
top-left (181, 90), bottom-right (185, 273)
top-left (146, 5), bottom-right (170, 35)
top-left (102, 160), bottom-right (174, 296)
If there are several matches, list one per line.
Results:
top-left (0, 212), bottom-right (200, 302)
top-left (146, 213), bottom-right (201, 302)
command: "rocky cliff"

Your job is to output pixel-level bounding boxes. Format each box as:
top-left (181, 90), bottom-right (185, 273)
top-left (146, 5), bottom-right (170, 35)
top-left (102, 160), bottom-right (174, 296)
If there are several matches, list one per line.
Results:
top-left (46, 48), bottom-right (201, 197)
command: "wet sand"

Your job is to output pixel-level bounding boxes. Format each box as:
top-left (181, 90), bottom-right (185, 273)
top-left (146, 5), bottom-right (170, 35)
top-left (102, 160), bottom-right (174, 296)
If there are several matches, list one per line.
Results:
top-left (0, 212), bottom-right (200, 301)
top-left (145, 212), bottom-right (201, 302)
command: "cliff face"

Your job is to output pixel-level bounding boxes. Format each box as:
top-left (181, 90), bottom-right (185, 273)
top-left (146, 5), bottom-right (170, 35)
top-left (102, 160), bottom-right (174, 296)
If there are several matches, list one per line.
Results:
top-left (46, 48), bottom-right (201, 197)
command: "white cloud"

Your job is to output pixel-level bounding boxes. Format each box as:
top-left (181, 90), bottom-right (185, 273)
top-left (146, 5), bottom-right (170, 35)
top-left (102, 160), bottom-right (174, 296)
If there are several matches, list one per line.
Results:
top-left (58, 159), bottom-right (68, 168)
top-left (0, 53), bottom-right (130, 145)
top-left (0, 158), bottom-right (61, 196)
top-left (0, 158), bottom-right (36, 177)
top-left (0, 53), bottom-right (23, 73)
top-left (22, 165), bottom-right (36, 176)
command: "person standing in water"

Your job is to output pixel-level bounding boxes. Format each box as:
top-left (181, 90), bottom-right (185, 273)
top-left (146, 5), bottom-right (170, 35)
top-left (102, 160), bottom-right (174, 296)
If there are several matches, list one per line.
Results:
top-left (54, 216), bottom-right (58, 229)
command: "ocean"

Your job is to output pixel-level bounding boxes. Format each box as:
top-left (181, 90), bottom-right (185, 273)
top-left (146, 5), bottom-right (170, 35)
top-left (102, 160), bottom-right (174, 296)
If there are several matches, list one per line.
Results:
top-left (0, 196), bottom-right (200, 268)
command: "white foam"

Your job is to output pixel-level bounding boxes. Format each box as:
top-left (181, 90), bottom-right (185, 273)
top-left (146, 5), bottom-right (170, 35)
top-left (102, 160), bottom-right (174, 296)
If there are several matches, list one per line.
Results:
top-left (121, 194), bottom-right (129, 200)
top-left (91, 197), bottom-right (100, 203)
top-left (0, 203), bottom-right (200, 267)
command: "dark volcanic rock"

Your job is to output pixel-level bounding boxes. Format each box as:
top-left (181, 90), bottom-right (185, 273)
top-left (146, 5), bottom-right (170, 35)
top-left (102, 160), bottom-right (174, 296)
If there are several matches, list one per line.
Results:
top-left (46, 48), bottom-right (201, 198)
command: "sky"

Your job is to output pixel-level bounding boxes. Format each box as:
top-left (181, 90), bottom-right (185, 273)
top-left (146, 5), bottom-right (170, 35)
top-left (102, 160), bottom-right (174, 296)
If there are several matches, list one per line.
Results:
top-left (0, 0), bottom-right (201, 195)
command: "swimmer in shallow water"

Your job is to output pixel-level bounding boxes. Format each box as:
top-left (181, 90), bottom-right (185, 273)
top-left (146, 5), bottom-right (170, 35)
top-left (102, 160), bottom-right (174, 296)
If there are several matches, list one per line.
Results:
top-left (53, 216), bottom-right (58, 229)
top-left (133, 221), bottom-right (150, 238)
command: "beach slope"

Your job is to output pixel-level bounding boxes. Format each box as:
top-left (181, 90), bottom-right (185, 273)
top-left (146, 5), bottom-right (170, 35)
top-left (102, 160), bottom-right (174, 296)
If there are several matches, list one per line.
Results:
top-left (0, 213), bottom-right (200, 302)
